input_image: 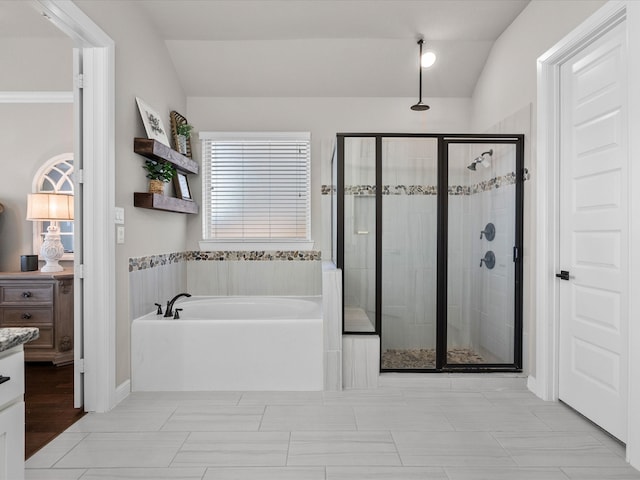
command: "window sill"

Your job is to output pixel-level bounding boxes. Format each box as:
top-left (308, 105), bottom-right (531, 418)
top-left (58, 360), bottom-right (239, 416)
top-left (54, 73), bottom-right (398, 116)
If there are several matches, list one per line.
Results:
top-left (198, 240), bottom-right (315, 251)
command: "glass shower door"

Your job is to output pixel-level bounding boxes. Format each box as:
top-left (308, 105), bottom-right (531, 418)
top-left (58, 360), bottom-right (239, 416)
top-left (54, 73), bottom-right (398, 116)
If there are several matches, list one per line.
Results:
top-left (342, 137), bottom-right (376, 333)
top-left (380, 137), bottom-right (438, 369)
top-left (446, 141), bottom-right (520, 366)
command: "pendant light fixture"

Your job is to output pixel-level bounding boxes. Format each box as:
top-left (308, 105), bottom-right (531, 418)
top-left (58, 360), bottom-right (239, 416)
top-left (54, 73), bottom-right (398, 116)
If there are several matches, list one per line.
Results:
top-left (411, 38), bottom-right (431, 111)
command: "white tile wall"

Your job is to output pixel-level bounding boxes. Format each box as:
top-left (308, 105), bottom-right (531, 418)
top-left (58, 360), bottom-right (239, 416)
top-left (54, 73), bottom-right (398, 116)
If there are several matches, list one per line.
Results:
top-left (323, 262), bottom-right (343, 391)
top-left (130, 257), bottom-right (322, 322)
top-left (129, 261), bottom-right (188, 320)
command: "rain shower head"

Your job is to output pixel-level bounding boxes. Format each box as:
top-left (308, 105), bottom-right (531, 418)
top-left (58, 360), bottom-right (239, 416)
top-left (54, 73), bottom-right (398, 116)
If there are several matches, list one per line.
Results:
top-left (467, 149), bottom-right (493, 171)
top-left (410, 39), bottom-right (431, 111)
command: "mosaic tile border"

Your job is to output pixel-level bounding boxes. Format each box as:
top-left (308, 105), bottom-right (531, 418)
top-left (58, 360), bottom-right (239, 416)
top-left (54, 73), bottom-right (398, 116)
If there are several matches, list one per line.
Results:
top-left (129, 250), bottom-right (322, 272)
top-left (324, 169), bottom-right (529, 196)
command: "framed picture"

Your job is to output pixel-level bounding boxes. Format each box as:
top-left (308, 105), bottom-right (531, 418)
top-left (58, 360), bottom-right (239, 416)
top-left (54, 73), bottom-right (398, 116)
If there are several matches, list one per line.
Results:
top-left (135, 97), bottom-right (171, 146)
top-left (173, 172), bottom-right (193, 201)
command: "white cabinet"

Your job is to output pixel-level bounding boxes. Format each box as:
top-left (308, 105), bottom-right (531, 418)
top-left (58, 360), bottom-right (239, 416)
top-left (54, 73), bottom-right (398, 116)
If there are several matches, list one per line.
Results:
top-left (0, 346), bottom-right (24, 480)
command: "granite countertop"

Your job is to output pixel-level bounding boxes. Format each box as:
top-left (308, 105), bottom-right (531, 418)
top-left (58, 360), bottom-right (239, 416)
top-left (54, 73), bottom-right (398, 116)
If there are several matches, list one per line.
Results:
top-left (0, 327), bottom-right (39, 353)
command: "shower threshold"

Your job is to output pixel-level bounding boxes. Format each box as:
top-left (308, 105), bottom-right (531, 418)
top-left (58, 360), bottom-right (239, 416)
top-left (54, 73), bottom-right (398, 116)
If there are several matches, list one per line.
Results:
top-left (381, 347), bottom-right (485, 369)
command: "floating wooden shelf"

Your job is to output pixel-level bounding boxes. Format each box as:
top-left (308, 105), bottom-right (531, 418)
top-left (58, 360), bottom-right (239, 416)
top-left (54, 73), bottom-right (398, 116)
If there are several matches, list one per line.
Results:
top-left (133, 193), bottom-right (198, 214)
top-left (134, 138), bottom-right (199, 174)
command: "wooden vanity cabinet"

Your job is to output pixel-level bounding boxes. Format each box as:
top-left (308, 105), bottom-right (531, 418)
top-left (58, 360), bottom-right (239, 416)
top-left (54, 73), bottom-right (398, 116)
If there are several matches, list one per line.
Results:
top-left (0, 271), bottom-right (73, 365)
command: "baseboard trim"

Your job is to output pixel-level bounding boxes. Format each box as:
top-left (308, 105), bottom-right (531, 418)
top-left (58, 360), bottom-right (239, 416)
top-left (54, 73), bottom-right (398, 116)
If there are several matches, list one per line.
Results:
top-left (527, 375), bottom-right (537, 396)
top-left (115, 379), bottom-right (131, 406)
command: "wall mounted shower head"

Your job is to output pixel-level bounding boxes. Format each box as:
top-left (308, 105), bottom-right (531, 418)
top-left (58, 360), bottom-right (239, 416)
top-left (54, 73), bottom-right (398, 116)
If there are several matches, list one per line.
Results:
top-left (467, 149), bottom-right (493, 171)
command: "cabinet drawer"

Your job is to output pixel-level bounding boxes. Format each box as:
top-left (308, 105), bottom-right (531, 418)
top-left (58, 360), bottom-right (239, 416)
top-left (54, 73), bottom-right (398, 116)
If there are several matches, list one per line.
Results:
top-left (2, 308), bottom-right (52, 325)
top-left (21, 327), bottom-right (53, 349)
top-left (0, 348), bottom-right (24, 410)
top-left (1, 285), bottom-right (53, 304)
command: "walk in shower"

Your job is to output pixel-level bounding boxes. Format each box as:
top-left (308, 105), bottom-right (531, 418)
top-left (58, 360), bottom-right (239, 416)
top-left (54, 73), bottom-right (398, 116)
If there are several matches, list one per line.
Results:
top-left (336, 134), bottom-right (524, 371)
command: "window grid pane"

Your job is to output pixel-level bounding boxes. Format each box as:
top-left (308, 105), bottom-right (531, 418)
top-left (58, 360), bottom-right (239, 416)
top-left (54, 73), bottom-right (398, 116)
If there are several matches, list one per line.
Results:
top-left (203, 134), bottom-right (310, 241)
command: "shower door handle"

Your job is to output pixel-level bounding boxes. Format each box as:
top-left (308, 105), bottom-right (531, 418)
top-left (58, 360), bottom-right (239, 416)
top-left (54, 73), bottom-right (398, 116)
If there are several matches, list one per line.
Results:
top-left (555, 270), bottom-right (570, 281)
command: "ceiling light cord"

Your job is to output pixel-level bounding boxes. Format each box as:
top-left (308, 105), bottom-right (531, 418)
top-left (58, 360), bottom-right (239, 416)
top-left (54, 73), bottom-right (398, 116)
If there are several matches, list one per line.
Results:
top-left (411, 39), bottom-right (430, 111)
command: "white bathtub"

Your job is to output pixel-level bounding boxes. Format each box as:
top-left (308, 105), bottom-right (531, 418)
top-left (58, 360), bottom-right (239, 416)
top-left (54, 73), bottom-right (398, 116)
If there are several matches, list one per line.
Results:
top-left (131, 296), bottom-right (323, 391)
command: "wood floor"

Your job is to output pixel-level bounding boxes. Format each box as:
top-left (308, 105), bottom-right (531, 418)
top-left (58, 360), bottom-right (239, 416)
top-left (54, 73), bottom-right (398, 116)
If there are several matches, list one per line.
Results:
top-left (24, 362), bottom-right (85, 459)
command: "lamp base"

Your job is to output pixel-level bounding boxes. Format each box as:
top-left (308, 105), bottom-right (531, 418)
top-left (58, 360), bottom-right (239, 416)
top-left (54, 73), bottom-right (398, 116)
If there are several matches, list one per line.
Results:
top-left (40, 224), bottom-right (65, 273)
top-left (41, 263), bottom-right (64, 273)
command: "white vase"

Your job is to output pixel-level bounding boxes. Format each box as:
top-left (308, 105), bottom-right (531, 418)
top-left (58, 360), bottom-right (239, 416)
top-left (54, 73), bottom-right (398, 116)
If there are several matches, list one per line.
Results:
top-left (177, 134), bottom-right (187, 154)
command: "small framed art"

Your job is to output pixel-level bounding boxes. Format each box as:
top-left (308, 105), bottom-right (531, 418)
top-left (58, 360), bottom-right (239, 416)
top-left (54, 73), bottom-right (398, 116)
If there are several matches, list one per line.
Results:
top-left (173, 171), bottom-right (193, 201)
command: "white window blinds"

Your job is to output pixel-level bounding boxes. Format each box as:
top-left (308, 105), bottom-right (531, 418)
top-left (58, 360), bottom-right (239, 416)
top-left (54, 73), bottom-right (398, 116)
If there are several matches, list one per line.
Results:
top-left (201, 132), bottom-right (311, 241)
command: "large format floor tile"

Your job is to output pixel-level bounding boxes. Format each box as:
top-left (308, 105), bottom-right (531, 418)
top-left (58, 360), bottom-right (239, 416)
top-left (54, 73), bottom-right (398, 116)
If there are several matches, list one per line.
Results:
top-left (171, 432), bottom-right (290, 467)
top-left (260, 405), bottom-right (356, 431)
top-left (66, 410), bottom-right (173, 432)
top-left (325, 466), bottom-right (448, 479)
top-left (75, 468), bottom-right (207, 479)
top-left (161, 406), bottom-right (264, 431)
top-left (25, 433), bottom-right (89, 469)
top-left (201, 467), bottom-right (325, 479)
top-left (288, 431), bottom-right (401, 466)
top-left (444, 466), bottom-right (571, 479)
top-left (25, 469), bottom-right (86, 480)
top-left (392, 431), bottom-right (515, 467)
top-left (354, 406), bottom-right (453, 431)
top-left (24, 377), bottom-right (640, 479)
top-left (443, 410), bottom-right (551, 432)
top-left (493, 432), bottom-right (631, 467)
top-left (54, 432), bottom-right (189, 468)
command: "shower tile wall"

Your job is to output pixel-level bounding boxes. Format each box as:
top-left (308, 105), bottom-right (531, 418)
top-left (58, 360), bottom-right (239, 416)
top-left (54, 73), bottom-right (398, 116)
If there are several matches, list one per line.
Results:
top-left (450, 143), bottom-right (517, 363)
top-left (343, 138), bottom-right (376, 331)
top-left (381, 138), bottom-right (438, 352)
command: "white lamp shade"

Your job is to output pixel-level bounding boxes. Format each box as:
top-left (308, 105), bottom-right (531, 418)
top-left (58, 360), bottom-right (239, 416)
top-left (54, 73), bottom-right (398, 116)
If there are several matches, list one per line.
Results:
top-left (26, 193), bottom-right (74, 221)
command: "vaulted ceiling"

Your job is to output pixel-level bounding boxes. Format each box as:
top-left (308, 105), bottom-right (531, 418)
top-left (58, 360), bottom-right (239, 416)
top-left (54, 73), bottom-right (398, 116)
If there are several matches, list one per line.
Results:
top-left (138, 0), bottom-right (529, 98)
top-left (4, 0), bottom-right (530, 98)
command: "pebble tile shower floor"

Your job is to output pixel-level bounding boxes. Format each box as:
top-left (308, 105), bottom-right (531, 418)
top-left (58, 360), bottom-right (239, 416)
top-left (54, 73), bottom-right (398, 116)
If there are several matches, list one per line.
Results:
top-left (25, 375), bottom-right (640, 480)
top-left (381, 347), bottom-right (485, 369)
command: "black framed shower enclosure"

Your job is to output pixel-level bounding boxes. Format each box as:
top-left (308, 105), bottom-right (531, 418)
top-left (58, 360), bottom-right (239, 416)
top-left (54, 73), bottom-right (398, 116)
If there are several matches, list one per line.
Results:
top-left (335, 133), bottom-right (524, 372)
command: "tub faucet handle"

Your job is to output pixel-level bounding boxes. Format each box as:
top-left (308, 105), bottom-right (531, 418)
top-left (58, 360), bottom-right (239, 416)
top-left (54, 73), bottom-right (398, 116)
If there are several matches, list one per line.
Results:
top-left (154, 303), bottom-right (163, 315)
top-left (173, 308), bottom-right (182, 320)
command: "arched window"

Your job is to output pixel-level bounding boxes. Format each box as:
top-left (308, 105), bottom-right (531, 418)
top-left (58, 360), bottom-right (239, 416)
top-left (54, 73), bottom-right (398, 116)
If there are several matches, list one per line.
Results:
top-left (32, 153), bottom-right (74, 258)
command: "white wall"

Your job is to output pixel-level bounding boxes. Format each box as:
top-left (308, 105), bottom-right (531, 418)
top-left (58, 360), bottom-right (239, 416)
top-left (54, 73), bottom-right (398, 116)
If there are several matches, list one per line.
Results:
top-left (186, 96), bottom-right (471, 253)
top-left (470, 0), bottom-right (606, 132)
top-left (0, 103), bottom-right (73, 272)
top-left (469, 0), bottom-right (607, 375)
top-left (0, 31), bottom-right (73, 271)
top-left (0, 38), bottom-right (73, 91)
top-left (75, 0), bottom-right (189, 385)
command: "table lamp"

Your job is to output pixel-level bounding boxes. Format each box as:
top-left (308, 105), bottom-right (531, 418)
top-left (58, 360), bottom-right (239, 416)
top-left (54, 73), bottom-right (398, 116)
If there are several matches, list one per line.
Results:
top-left (26, 193), bottom-right (74, 272)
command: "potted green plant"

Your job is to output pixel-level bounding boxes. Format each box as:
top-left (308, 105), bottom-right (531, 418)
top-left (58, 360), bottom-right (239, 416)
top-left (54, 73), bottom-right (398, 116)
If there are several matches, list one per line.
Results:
top-left (143, 160), bottom-right (176, 195)
top-left (176, 123), bottom-right (193, 155)
top-left (176, 123), bottom-right (193, 154)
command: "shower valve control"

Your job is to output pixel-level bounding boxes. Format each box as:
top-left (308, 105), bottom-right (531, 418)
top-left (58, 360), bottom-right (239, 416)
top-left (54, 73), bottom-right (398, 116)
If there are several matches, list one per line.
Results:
top-left (555, 270), bottom-right (570, 281)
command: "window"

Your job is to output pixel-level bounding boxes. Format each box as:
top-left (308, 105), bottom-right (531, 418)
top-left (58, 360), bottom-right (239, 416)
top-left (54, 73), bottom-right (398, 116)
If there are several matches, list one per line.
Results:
top-left (201, 132), bottom-right (311, 249)
top-left (32, 153), bottom-right (74, 257)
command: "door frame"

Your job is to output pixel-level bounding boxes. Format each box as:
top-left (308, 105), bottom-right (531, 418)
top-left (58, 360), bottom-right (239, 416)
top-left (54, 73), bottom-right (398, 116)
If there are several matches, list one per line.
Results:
top-left (35, 0), bottom-right (116, 413)
top-left (535, 0), bottom-right (640, 467)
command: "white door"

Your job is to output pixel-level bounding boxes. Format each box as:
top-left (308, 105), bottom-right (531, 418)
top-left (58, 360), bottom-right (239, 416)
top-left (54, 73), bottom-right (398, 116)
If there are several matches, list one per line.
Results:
top-left (559, 21), bottom-right (628, 441)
